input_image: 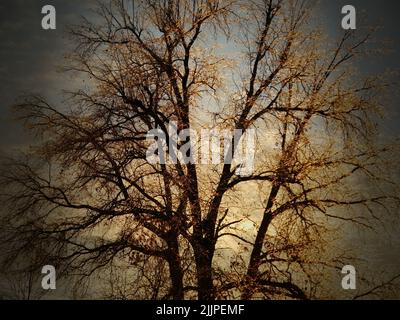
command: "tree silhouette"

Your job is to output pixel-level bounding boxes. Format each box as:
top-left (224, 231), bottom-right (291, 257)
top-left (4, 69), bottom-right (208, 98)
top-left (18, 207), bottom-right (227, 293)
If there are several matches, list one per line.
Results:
top-left (1, 0), bottom-right (398, 300)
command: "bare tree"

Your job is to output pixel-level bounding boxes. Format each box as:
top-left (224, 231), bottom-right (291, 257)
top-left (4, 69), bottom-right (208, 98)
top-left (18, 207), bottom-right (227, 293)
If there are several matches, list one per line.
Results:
top-left (0, 0), bottom-right (398, 300)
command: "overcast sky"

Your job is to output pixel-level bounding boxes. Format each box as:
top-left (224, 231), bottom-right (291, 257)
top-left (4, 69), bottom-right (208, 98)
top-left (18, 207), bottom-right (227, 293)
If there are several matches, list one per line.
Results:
top-left (0, 0), bottom-right (399, 148)
top-left (0, 0), bottom-right (399, 150)
top-left (0, 0), bottom-right (96, 152)
top-left (0, 0), bottom-right (399, 298)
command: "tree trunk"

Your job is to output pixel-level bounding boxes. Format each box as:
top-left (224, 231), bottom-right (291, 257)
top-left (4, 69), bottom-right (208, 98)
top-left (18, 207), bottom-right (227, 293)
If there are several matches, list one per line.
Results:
top-left (166, 237), bottom-right (184, 300)
top-left (195, 250), bottom-right (214, 300)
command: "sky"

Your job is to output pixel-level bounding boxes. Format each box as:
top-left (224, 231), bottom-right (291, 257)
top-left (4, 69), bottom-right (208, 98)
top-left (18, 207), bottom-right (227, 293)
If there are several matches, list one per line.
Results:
top-left (0, 0), bottom-right (96, 152)
top-left (0, 0), bottom-right (399, 299)
top-left (0, 0), bottom-right (399, 150)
